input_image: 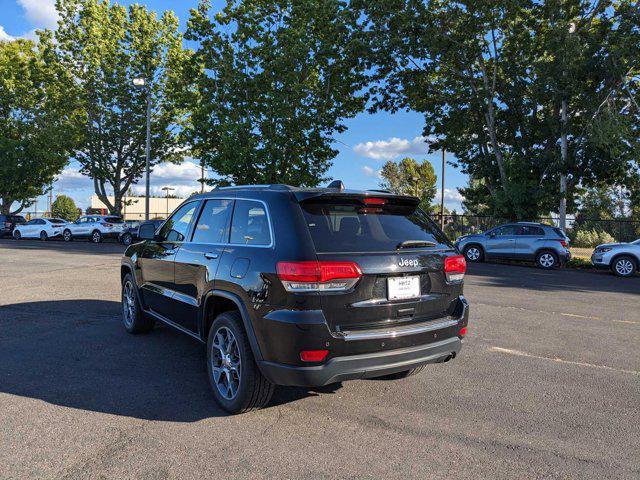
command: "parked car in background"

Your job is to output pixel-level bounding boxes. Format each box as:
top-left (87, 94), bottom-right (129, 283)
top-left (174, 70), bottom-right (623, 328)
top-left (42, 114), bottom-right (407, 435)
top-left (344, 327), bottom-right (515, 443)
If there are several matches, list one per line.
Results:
top-left (455, 222), bottom-right (571, 269)
top-left (62, 215), bottom-right (126, 243)
top-left (1, 214), bottom-right (26, 238)
top-left (120, 183), bottom-right (469, 413)
top-left (119, 220), bottom-right (164, 246)
top-left (13, 218), bottom-right (68, 241)
top-left (591, 239), bottom-right (640, 277)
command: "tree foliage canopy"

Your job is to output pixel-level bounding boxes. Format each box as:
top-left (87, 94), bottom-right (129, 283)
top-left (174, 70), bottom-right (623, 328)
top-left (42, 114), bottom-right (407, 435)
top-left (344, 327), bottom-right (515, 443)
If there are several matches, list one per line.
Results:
top-left (54, 0), bottom-right (190, 214)
top-left (0, 34), bottom-right (78, 214)
top-left (379, 157), bottom-right (437, 211)
top-left (185, 0), bottom-right (368, 187)
top-left (357, 0), bottom-right (640, 218)
top-left (51, 194), bottom-right (79, 220)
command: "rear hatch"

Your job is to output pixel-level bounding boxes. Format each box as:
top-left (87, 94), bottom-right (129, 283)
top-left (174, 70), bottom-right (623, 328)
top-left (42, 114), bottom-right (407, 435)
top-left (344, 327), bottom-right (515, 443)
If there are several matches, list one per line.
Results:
top-left (296, 193), bottom-right (463, 334)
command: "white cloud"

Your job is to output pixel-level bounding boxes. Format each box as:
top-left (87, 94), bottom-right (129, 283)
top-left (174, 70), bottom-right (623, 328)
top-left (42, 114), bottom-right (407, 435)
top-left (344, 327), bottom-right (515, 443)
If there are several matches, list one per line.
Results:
top-left (17, 0), bottom-right (59, 29)
top-left (0, 26), bottom-right (15, 41)
top-left (436, 188), bottom-right (465, 203)
top-left (353, 136), bottom-right (431, 161)
top-left (361, 166), bottom-right (381, 178)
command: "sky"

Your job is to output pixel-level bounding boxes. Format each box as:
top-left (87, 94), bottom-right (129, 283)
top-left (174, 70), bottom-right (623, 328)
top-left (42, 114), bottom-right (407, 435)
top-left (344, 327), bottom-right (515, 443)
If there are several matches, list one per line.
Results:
top-left (1, 0), bottom-right (468, 213)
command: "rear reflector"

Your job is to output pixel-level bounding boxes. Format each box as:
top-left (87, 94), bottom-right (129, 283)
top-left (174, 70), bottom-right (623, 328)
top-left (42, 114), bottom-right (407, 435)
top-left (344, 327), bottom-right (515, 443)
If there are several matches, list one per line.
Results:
top-left (300, 350), bottom-right (329, 362)
top-left (444, 255), bottom-right (466, 282)
top-left (277, 261), bottom-right (362, 292)
top-left (459, 326), bottom-right (467, 337)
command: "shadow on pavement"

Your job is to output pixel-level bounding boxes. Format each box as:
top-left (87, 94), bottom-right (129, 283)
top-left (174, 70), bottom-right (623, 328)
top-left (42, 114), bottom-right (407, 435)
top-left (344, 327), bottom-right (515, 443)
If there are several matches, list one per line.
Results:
top-left (0, 299), bottom-right (340, 421)
top-left (466, 261), bottom-right (639, 294)
top-left (0, 238), bottom-right (126, 255)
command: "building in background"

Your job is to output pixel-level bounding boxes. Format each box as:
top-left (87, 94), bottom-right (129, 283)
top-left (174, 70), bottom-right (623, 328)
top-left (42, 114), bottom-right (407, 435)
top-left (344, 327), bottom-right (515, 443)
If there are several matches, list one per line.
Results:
top-left (90, 195), bottom-right (185, 220)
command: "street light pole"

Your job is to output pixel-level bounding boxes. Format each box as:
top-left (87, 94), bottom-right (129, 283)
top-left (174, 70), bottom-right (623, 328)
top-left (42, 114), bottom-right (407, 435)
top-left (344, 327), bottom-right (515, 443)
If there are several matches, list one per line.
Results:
top-left (133, 77), bottom-right (151, 221)
top-left (162, 186), bottom-right (174, 217)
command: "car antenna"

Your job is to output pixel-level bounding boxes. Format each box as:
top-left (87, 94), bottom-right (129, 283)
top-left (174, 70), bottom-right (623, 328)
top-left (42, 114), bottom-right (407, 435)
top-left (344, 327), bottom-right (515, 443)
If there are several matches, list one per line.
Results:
top-left (327, 180), bottom-right (345, 191)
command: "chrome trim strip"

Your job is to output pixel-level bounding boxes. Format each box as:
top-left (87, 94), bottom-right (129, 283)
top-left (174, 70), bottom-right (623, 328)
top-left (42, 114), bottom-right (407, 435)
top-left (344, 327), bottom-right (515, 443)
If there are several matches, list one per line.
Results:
top-left (338, 318), bottom-right (459, 342)
top-left (351, 293), bottom-right (443, 307)
top-left (145, 309), bottom-right (201, 341)
top-left (172, 290), bottom-right (199, 307)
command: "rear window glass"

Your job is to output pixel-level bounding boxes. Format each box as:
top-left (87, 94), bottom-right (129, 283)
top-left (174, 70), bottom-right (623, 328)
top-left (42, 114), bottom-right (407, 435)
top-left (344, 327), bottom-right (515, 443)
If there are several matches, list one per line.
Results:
top-left (105, 217), bottom-right (124, 223)
top-left (49, 218), bottom-right (67, 224)
top-left (300, 199), bottom-right (450, 253)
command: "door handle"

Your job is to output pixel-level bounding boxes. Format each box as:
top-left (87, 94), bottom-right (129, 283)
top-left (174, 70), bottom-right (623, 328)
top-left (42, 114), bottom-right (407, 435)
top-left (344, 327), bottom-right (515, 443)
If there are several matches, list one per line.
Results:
top-left (204, 252), bottom-right (219, 260)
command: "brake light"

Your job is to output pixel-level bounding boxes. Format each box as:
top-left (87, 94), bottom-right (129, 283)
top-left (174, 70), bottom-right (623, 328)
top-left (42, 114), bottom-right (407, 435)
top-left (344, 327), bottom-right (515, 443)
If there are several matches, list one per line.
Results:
top-left (363, 197), bottom-right (387, 205)
top-left (300, 350), bottom-right (329, 362)
top-left (460, 326), bottom-right (467, 337)
top-left (276, 261), bottom-right (362, 292)
top-left (444, 255), bottom-right (466, 282)
top-left (101, 223), bottom-right (113, 227)
top-left (558, 239), bottom-right (567, 248)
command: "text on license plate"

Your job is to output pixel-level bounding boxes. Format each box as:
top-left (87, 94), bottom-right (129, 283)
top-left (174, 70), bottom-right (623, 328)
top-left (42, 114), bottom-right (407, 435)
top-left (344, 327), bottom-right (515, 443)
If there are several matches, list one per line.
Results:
top-left (387, 276), bottom-right (420, 300)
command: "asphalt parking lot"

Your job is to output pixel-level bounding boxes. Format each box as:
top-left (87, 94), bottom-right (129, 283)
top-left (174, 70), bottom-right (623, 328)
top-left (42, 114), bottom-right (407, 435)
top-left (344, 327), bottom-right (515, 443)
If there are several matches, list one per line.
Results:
top-left (0, 239), bottom-right (638, 479)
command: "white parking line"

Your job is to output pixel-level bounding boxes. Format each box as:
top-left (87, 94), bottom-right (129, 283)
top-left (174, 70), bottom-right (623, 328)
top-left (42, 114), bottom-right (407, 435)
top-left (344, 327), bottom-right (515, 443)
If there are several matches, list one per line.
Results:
top-left (489, 346), bottom-right (640, 376)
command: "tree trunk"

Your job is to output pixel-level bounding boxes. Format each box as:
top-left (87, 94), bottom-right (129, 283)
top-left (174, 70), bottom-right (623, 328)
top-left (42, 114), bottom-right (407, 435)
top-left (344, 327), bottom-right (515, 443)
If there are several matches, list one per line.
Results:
top-left (559, 98), bottom-right (568, 231)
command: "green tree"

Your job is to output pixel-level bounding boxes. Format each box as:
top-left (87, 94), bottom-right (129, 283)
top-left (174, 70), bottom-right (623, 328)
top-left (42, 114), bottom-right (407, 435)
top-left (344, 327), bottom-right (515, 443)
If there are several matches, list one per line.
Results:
top-left (0, 35), bottom-right (77, 214)
top-left (51, 194), bottom-right (78, 220)
top-left (356, 0), bottom-right (640, 219)
top-left (185, 0), bottom-right (368, 187)
top-left (379, 157), bottom-right (437, 211)
top-left (55, 0), bottom-right (190, 215)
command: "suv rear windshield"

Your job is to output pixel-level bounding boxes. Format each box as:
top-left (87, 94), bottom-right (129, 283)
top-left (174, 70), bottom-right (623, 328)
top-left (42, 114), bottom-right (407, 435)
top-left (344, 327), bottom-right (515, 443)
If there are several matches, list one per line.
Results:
top-left (104, 217), bottom-right (124, 223)
top-left (300, 198), bottom-right (450, 253)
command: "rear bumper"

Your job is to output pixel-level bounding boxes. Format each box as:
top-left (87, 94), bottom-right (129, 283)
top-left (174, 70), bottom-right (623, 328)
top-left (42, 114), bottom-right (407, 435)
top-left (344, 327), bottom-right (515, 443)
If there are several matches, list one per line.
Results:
top-left (258, 336), bottom-right (461, 387)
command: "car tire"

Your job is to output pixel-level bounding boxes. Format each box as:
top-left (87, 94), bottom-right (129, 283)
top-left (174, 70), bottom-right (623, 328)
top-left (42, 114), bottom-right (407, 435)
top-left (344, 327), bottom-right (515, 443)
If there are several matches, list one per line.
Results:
top-left (464, 245), bottom-right (484, 262)
top-left (63, 229), bottom-right (72, 242)
top-left (121, 233), bottom-right (133, 246)
top-left (377, 365), bottom-right (426, 380)
top-left (536, 250), bottom-right (558, 269)
top-left (121, 273), bottom-right (154, 334)
top-left (612, 255), bottom-right (636, 278)
top-left (40, 230), bottom-right (48, 241)
top-left (13, 230), bottom-right (21, 240)
top-left (90, 230), bottom-right (102, 243)
top-left (207, 311), bottom-right (274, 414)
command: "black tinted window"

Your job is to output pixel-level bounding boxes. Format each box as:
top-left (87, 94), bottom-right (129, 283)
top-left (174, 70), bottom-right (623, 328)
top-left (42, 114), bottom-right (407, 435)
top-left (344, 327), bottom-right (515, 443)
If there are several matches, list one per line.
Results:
top-left (192, 199), bottom-right (233, 243)
top-left (49, 218), bottom-right (67, 224)
top-left (517, 226), bottom-right (544, 236)
top-left (158, 202), bottom-right (198, 242)
top-left (104, 217), bottom-right (124, 223)
top-left (230, 200), bottom-right (271, 246)
top-left (494, 225), bottom-right (517, 236)
top-left (301, 199), bottom-right (449, 253)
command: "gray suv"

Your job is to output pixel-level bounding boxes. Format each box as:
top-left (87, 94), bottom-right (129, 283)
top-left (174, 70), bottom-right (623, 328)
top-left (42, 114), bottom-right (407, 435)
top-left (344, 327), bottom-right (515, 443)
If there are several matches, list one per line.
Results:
top-left (455, 222), bottom-right (571, 269)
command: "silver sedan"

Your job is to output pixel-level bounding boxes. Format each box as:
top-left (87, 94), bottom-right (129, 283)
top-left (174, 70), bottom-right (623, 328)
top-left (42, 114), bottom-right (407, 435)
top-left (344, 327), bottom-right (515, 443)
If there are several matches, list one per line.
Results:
top-left (591, 239), bottom-right (640, 277)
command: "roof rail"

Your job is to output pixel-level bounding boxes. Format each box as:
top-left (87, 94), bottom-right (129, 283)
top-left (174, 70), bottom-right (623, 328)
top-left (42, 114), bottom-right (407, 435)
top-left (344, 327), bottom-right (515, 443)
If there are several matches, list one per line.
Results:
top-left (215, 184), bottom-right (295, 191)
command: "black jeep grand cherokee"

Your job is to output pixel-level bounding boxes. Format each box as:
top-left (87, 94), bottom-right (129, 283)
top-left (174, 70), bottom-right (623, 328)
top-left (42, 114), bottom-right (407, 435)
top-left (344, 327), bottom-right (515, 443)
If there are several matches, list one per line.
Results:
top-left (120, 183), bottom-right (469, 413)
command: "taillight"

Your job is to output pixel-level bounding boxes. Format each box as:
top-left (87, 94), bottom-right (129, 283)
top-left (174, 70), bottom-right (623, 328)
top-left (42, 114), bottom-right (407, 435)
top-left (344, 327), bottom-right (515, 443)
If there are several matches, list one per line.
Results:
top-left (300, 350), bottom-right (329, 362)
top-left (459, 326), bottom-right (467, 337)
top-left (444, 255), bottom-right (466, 282)
top-left (276, 261), bottom-right (362, 292)
top-left (363, 197), bottom-right (387, 205)
top-left (101, 223), bottom-right (113, 227)
top-left (558, 239), bottom-right (567, 248)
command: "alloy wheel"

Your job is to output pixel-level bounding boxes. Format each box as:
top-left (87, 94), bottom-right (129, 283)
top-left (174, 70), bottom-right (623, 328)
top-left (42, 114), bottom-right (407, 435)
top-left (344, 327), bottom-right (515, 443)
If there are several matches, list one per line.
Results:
top-left (539, 253), bottom-right (555, 268)
top-left (210, 326), bottom-right (242, 400)
top-left (615, 259), bottom-right (634, 276)
top-left (63, 230), bottom-right (71, 242)
top-left (92, 231), bottom-right (101, 243)
top-left (466, 247), bottom-right (480, 261)
top-left (40, 231), bottom-right (47, 241)
top-left (122, 281), bottom-right (135, 328)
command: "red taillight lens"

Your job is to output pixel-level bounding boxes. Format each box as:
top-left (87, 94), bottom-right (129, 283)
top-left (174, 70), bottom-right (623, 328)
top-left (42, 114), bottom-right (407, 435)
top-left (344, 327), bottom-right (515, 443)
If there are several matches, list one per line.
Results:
top-left (277, 261), bottom-right (362, 291)
top-left (444, 255), bottom-right (466, 282)
top-left (363, 197), bottom-right (387, 205)
top-left (300, 349), bottom-right (329, 362)
top-left (559, 239), bottom-right (567, 248)
top-left (459, 326), bottom-right (467, 337)
top-left (101, 222), bottom-right (113, 227)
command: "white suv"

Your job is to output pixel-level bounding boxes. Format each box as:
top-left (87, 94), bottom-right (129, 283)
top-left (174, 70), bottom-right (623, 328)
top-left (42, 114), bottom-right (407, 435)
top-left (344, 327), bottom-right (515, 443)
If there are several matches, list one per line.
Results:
top-left (63, 215), bottom-right (126, 243)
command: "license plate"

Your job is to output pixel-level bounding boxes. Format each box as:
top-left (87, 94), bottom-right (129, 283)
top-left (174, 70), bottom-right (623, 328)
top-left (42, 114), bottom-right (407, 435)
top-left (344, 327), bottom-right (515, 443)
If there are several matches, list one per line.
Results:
top-left (387, 276), bottom-right (420, 300)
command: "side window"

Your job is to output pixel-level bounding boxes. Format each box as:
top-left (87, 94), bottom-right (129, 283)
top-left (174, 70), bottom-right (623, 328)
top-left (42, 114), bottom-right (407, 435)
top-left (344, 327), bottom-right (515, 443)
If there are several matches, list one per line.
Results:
top-left (192, 199), bottom-right (233, 244)
top-left (157, 202), bottom-right (198, 242)
top-left (496, 225), bottom-right (516, 236)
top-left (517, 226), bottom-right (544, 236)
top-left (25, 219), bottom-right (37, 226)
top-left (36, 219), bottom-right (46, 225)
top-left (230, 200), bottom-right (271, 246)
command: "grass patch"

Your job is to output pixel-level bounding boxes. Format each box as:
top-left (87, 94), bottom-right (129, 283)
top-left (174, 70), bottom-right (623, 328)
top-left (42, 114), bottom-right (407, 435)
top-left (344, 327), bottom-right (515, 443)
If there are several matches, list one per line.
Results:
top-left (565, 257), bottom-right (594, 270)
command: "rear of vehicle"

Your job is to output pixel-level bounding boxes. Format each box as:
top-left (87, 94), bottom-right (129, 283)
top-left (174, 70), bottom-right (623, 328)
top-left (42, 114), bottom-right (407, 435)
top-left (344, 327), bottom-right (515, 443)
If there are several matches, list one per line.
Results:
top-left (98, 216), bottom-right (126, 238)
top-left (259, 192), bottom-right (469, 387)
top-left (516, 224), bottom-right (571, 268)
top-left (1, 215), bottom-right (26, 237)
top-left (46, 218), bottom-right (68, 238)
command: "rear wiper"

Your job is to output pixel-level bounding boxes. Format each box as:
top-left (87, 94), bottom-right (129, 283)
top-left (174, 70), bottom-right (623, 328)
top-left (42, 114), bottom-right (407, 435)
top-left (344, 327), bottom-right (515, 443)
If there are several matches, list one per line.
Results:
top-left (396, 240), bottom-right (436, 249)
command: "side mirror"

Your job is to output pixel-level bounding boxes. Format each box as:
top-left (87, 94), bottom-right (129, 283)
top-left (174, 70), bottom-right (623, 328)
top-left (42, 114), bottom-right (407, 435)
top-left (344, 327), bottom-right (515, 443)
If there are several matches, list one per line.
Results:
top-left (138, 222), bottom-right (156, 240)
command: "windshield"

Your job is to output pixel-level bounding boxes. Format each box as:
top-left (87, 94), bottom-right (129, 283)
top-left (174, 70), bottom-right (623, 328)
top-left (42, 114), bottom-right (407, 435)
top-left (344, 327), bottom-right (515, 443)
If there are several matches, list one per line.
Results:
top-left (300, 198), bottom-right (451, 253)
